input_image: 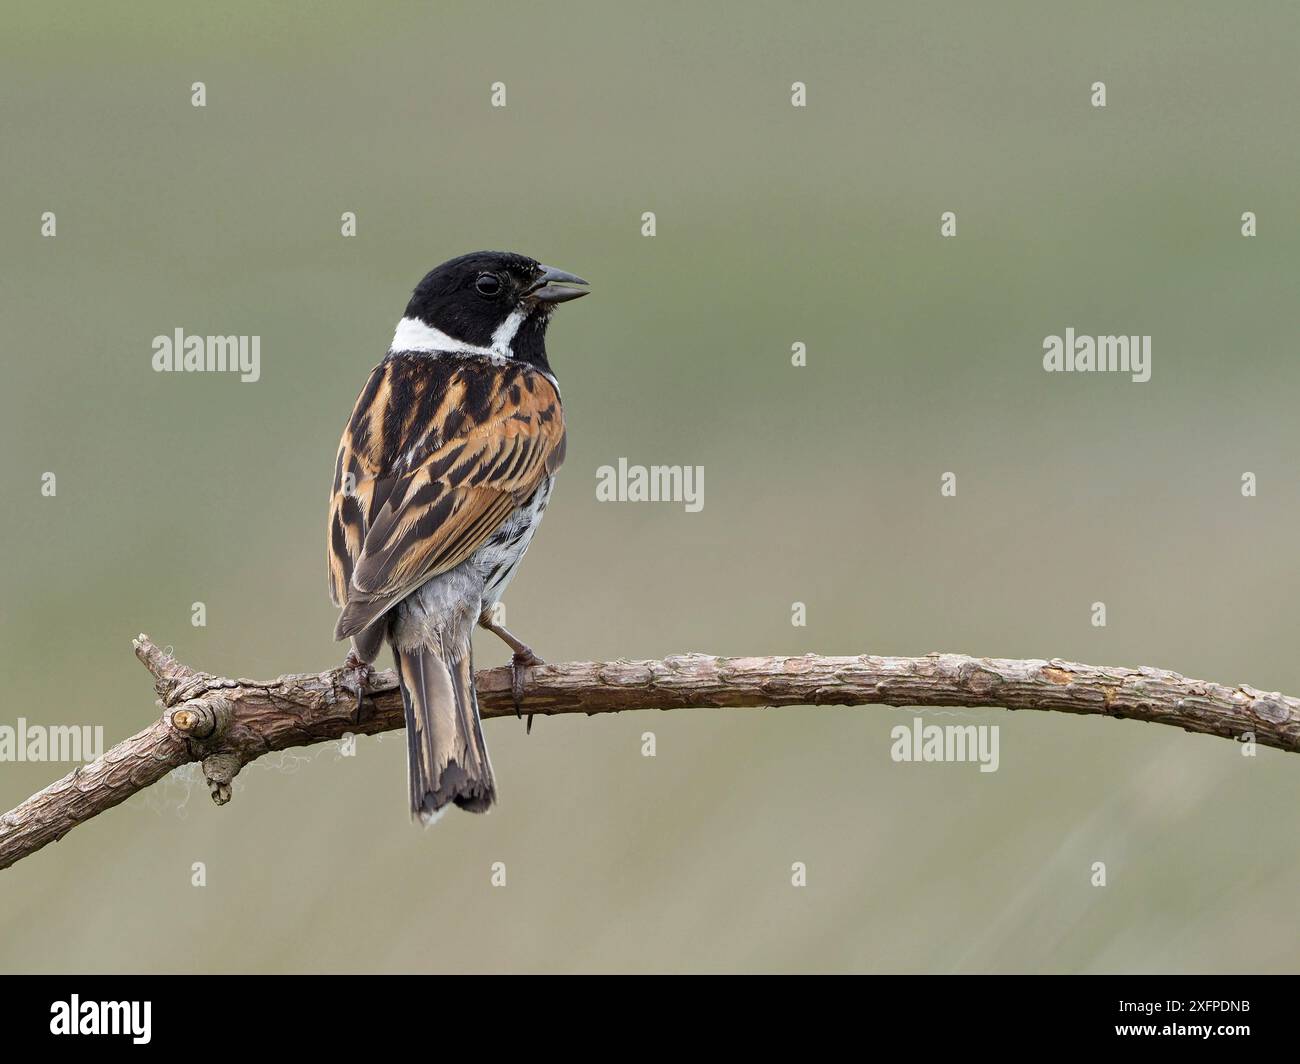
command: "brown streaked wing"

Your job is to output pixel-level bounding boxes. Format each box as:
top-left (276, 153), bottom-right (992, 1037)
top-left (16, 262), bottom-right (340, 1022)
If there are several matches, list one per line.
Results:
top-left (330, 357), bottom-right (565, 636)
top-left (327, 360), bottom-right (391, 607)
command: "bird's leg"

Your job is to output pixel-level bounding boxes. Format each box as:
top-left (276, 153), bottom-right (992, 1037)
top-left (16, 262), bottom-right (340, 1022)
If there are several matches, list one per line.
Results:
top-left (340, 649), bottom-right (375, 725)
top-left (478, 611), bottom-right (544, 733)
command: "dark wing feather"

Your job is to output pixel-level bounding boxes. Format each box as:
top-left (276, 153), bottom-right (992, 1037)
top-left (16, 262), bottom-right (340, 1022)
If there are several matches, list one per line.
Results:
top-left (328, 354), bottom-right (565, 639)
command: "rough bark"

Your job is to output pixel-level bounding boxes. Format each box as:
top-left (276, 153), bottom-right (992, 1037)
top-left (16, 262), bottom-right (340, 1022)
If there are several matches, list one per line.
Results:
top-left (1, 634), bottom-right (1296, 871)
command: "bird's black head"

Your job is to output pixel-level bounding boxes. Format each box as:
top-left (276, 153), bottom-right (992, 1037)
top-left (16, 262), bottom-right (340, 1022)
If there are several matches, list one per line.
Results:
top-left (399, 250), bottom-right (589, 369)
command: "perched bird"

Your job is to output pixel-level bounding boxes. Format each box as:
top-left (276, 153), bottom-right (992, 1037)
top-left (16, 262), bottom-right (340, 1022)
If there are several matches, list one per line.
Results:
top-left (327, 251), bottom-right (589, 823)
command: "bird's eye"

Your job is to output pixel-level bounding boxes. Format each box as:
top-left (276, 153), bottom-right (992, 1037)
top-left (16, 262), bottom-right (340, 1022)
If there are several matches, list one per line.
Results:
top-left (474, 273), bottom-right (502, 297)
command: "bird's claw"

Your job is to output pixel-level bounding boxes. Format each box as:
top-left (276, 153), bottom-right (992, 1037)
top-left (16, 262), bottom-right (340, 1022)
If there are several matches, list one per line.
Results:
top-left (341, 651), bottom-right (374, 725)
top-left (511, 650), bottom-right (543, 734)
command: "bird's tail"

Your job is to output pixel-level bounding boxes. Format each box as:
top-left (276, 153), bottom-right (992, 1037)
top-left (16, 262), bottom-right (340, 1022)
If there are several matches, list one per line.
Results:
top-left (393, 634), bottom-right (496, 823)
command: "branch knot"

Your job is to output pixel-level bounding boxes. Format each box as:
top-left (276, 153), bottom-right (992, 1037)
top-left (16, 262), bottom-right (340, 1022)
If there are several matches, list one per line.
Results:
top-left (169, 694), bottom-right (235, 741)
top-left (200, 752), bottom-right (243, 806)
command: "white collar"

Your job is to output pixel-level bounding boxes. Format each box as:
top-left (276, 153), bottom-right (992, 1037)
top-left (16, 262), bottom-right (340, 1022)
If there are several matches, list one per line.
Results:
top-left (389, 310), bottom-right (527, 360)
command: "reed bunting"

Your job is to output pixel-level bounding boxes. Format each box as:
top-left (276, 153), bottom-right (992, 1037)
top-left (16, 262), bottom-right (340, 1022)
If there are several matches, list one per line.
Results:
top-left (327, 251), bottom-right (589, 822)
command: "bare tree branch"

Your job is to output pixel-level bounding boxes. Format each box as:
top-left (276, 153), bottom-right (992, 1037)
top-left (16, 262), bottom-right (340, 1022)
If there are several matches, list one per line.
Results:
top-left (1, 634), bottom-right (1296, 871)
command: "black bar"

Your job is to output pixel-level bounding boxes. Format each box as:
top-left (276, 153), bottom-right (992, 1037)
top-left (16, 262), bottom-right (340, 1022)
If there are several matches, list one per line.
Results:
top-left (0, 974), bottom-right (1290, 1051)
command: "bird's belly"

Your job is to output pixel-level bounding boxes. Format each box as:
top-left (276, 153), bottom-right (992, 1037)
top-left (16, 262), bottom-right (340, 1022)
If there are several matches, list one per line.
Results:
top-left (477, 476), bottom-right (554, 606)
top-left (389, 560), bottom-right (481, 651)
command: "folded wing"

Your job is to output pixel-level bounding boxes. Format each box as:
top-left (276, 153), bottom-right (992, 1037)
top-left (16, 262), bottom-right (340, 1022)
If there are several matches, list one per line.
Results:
top-left (328, 355), bottom-right (566, 639)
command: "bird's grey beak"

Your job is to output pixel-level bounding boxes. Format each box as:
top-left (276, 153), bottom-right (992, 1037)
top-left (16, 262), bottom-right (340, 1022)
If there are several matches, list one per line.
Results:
top-left (525, 265), bottom-right (590, 304)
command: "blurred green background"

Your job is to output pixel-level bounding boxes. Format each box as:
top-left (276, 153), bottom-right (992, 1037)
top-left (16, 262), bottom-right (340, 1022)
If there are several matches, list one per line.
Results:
top-left (3, 1), bottom-right (1299, 972)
